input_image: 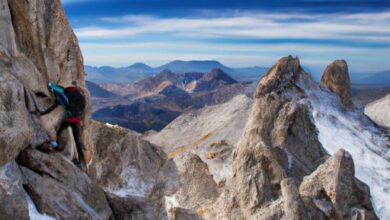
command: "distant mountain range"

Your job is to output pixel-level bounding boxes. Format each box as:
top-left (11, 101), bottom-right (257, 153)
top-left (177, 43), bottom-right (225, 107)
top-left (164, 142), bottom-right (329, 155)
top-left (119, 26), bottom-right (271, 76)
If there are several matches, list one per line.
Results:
top-left (84, 63), bottom-right (155, 84)
top-left (91, 68), bottom-right (246, 132)
top-left (85, 60), bottom-right (390, 86)
top-left (86, 81), bottom-right (119, 98)
top-left (85, 60), bottom-right (268, 83)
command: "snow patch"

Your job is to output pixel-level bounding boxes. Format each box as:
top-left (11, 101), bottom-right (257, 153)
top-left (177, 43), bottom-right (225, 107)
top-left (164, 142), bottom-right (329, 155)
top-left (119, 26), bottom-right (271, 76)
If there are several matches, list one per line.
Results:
top-left (105, 165), bottom-right (153, 197)
top-left (284, 148), bottom-right (293, 169)
top-left (165, 195), bottom-right (179, 219)
top-left (25, 191), bottom-right (56, 220)
top-left (165, 195), bottom-right (179, 209)
top-left (105, 122), bottom-right (119, 128)
top-left (299, 76), bottom-right (390, 220)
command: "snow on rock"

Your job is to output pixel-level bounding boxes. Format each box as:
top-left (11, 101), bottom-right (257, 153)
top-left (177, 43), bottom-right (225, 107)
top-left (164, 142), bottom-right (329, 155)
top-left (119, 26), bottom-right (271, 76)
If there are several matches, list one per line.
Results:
top-left (365, 94), bottom-right (390, 128)
top-left (145, 94), bottom-right (252, 183)
top-left (165, 195), bottom-right (179, 219)
top-left (25, 191), bottom-right (56, 220)
top-left (105, 165), bottom-right (153, 198)
top-left (105, 122), bottom-right (120, 128)
top-left (299, 75), bottom-right (390, 219)
top-left (284, 148), bottom-right (293, 170)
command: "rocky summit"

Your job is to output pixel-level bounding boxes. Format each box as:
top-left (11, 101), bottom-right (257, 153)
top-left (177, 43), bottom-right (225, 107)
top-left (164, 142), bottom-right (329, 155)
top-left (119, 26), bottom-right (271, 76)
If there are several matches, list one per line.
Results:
top-left (0, 1), bottom-right (389, 220)
top-left (321, 60), bottom-right (352, 108)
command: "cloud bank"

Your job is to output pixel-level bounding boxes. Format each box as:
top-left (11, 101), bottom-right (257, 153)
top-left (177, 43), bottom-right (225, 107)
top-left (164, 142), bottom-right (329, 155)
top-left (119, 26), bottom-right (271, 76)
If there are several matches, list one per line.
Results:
top-left (71, 10), bottom-right (390, 72)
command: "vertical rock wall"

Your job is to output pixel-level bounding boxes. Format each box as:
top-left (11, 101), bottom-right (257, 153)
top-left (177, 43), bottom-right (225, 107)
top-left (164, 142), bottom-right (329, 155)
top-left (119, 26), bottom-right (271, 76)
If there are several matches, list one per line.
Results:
top-left (0, 0), bottom-right (93, 165)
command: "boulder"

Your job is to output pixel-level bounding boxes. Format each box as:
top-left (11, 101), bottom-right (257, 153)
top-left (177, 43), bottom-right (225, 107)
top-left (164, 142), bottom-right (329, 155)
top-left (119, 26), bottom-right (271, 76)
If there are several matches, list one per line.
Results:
top-left (0, 71), bottom-right (34, 166)
top-left (173, 154), bottom-right (219, 210)
top-left (88, 121), bottom-right (180, 218)
top-left (281, 178), bottom-right (317, 220)
top-left (18, 148), bottom-right (113, 219)
top-left (364, 94), bottom-right (390, 128)
top-left (107, 193), bottom-right (168, 220)
top-left (299, 149), bottom-right (378, 220)
top-left (170, 207), bottom-right (200, 220)
top-left (0, 161), bottom-right (29, 220)
top-left (321, 60), bottom-right (352, 108)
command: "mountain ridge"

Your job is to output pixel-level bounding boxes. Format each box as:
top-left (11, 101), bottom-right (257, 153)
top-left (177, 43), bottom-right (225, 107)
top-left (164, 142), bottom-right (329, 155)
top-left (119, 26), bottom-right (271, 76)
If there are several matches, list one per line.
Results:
top-left (85, 60), bottom-right (268, 83)
top-left (86, 61), bottom-right (390, 86)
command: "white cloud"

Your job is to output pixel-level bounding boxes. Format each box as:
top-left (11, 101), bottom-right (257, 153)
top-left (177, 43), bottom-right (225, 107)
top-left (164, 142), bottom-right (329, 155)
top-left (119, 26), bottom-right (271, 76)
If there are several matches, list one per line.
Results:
top-left (74, 10), bottom-right (390, 70)
top-left (75, 11), bottom-right (390, 43)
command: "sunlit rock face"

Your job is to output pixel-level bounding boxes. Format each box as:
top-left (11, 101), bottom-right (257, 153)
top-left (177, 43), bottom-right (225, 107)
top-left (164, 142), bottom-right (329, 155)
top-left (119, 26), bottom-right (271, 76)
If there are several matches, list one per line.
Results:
top-left (0, 0), bottom-right (109, 218)
top-left (151, 56), bottom-right (386, 220)
top-left (0, 0), bottom-right (92, 166)
top-left (89, 121), bottom-right (179, 219)
top-left (0, 0), bottom-right (388, 218)
top-left (321, 60), bottom-right (353, 109)
top-left (18, 148), bottom-right (113, 219)
top-left (300, 149), bottom-right (377, 220)
top-left (231, 56), bottom-right (329, 218)
top-left (365, 94), bottom-right (390, 129)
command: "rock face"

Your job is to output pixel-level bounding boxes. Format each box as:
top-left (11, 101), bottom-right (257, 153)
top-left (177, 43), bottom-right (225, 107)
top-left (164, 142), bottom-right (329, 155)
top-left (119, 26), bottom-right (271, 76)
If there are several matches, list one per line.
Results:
top-left (88, 121), bottom-right (179, 219)
top-left (0, 162), bottom-right (29, 220)
top-left (176, 56), bottom-right (380, 220)
top-left (145, 94), bottom-right (252, 184)
top-left (0, 0), bottom-right (92, 165)
top-left (321, 60), bottom-right (352, 108)
top-left (0, 0), bottom-right (112, 218)
top-left (18, 149), bottom-right (113, 219)
top-left (300, 149), bottom-right (376, 219)
top-left (171, 154), bottom-right (219, 211)
top-left (231, 56), bottom-right (327, 218)
top-left (365, 94), bottom-right (390, 128)
top-left (0, 71), bottom-right (34, 166)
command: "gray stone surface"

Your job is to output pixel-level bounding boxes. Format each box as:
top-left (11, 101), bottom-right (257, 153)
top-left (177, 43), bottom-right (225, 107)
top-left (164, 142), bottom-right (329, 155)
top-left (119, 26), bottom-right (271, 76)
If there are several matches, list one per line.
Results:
top-left (321, 60), bottom-right (352, 108)
top-left (18, 148), bottom-right (113, 219)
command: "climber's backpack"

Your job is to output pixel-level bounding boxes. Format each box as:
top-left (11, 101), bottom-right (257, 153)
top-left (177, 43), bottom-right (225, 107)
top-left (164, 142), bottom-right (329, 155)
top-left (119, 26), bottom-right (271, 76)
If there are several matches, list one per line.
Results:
top-left (63, 86), bottom-right (86, 124)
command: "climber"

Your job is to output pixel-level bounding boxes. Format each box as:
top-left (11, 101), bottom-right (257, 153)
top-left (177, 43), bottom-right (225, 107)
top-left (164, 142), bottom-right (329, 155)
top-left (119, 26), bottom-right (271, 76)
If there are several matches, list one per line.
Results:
top-left (40, 81), bottom-right (87, 168)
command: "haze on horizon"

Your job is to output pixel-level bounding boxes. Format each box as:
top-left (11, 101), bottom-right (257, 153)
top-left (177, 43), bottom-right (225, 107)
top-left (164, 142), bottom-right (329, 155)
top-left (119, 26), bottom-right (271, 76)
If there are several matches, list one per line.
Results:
top-left (63, 0), bottom-right (390, 74)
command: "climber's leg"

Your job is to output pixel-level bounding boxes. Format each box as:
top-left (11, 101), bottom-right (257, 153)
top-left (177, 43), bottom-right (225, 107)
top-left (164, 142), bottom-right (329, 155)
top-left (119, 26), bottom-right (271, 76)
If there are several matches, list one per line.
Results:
top-left (70, 123), bottom-right (86, 170)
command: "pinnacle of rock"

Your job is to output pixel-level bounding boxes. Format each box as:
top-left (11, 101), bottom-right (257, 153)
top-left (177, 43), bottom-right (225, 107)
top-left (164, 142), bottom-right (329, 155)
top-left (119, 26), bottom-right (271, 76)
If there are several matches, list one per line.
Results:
top-left (321, 60), bottom-right (353, 108)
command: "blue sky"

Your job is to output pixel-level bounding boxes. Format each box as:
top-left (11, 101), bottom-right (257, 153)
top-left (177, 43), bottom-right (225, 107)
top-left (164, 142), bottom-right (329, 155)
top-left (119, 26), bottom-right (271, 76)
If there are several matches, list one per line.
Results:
top-left (63, 0), bottom-right (390, 73)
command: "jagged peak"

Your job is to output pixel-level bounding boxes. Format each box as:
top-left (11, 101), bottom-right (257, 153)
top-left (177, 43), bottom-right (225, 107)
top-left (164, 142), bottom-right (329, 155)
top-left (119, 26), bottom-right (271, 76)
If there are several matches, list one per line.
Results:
top-left (321, 60), bottom-right (352, 108)
top-left (203, 68), bottom-right (237, 83)
top-left (255, 55), bottom-right (303, 97)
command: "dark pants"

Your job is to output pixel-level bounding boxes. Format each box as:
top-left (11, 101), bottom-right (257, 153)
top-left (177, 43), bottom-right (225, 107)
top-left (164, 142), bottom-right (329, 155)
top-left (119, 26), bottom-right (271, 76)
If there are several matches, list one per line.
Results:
top-left (58, 122), bottom-right (85, 167)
